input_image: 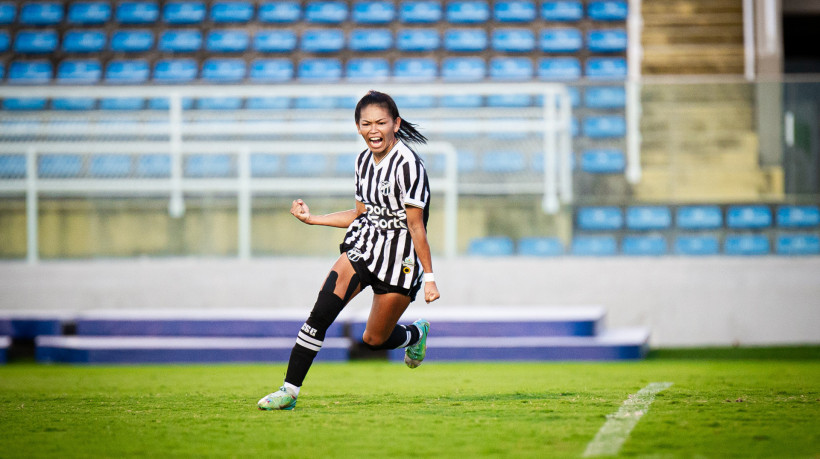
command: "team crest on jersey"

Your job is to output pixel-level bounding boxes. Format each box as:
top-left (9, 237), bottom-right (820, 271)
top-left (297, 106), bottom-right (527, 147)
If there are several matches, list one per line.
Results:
top-left (378, 180), bottom-right (391, 196)
top-left (347, 248), bottom-right (364, 262)
top-left (401, 256), bottom-right (414, 274)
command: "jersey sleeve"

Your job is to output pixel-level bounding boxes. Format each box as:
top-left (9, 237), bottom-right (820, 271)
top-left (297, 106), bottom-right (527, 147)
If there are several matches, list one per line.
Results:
top-left (399, 155), bottom-right (429, 209)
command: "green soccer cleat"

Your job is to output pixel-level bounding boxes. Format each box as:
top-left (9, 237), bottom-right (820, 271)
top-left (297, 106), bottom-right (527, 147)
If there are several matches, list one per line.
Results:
top-left (257, 386), bottom-right (297, 411)
top-left (404, 319), bottom-right (430, 369)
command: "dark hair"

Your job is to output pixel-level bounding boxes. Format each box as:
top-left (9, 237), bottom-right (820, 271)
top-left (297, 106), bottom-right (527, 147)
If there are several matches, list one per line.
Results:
top-left (354, 90), bottom-right (428, 145)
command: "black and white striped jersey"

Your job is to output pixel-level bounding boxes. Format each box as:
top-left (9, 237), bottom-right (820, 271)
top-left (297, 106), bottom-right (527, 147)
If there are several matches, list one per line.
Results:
top-left (341, 140), bottom-right (430, 290)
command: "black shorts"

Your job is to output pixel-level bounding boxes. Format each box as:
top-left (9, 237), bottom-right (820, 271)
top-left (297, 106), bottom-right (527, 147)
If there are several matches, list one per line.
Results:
top-left (341, 244), bottom-right (422, 302)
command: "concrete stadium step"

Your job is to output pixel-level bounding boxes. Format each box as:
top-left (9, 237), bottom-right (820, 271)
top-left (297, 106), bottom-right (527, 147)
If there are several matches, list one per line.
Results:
top-left (35, 336), bottom-right (351, 364)
top-left (0, 310), bottom-right (73, 339)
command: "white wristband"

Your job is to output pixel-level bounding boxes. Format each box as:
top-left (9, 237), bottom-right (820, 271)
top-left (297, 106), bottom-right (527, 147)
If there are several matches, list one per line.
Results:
top-left (423, 273), bottom-right (435, 282)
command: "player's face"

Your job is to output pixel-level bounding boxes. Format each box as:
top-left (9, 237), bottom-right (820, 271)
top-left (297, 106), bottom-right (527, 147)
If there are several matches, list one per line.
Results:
top-left (357, 104), bottom-right (401, 156)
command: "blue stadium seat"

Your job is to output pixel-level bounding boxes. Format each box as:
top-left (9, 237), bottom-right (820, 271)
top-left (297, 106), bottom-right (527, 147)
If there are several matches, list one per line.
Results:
top-left (0, 2), bottom-right (16, 24)
top-left (334, 154), bottom-right (358, 175)
top-left (159, 30), bottom-right (202, 52)
top-left (250, 154), bottom-right (281, 177)
top-left (56, 59), bottom-right (102, 84)
top-left (136, 155), bottom-right (170, 177)
top-left (588, 29), bottom-right (627, 52)
top-left (353, 1), bottom-right (395, 23)
top-left (116, 2), bottom-right (159, 24)
top-left (110, 30), bottom-right (154, 52)
top-left (105, 59), bottom-right (150, 83)
top-left (467, 236), bottom-right (514, 256)
top-left (400, 1), bottom-right (442, 23)
top-left (726, 205), bottom-right (772, 229)
top-left (0, 31), bottom-right (9, 52)
top-left (393, 95), bottom-right (436, 108)
top-left (626, 206), bottom-right (671, 231)
top-left (537, 57), bottom-right (581, 80)
top-left (3, 98), bottom-right (48, 110)
top-left (246, 97), bottom-right (290, 109)
top-left (294, 97), bottom-right (337, 110)
top-left (518, 236), bottom-right (563, 256)
top-left (494, 1), bottom-right (535, 22)
top-left (254, 30), bottom-right (296, 53)
top-left (397, 29), bottom-right (439, 51)
top-left (456, 151), bottom-right (478, 172)
top-left (286, 154), bottom-right (327, 176)
top-left (211, 1), bottom-right (253, 23)
top-left (586, 57), bottom-right (627, 79)
top-left (493, 28), bottom-right (535, 52)
top-left (63, 30), bottom-right (106, 53)
top-left (441, 57), bottom-right (485, 81)
top-left (581, 149), bottom-right (624, 173)
top-left (541, 1), bottom-right (582, 21)
top-left (39, 155), bottom-right (84, 178)
top-left (298, 58), bottom-right (342, 82)
top-left (571, 117), bottom-right (580, 137)
top-left (0, 155), bottom-right (26, 178)
top-left (68, 2), bottom-right (112, 24)
top-left (487, 94), bottom-right (531, 107)
top-left (588, 1), bottom-right (628, 21)
top-left (571, 236), bottom-right (617, 256)
top-left (20, 2), bottom-right (63, 25)
top-left (440, 94), bottom-right (483, 108)
top-left (346, 58), bottom-right (390, 81)
top-left (249, 59), bottom-right (294, 82)
top-left (147, 98), bottom-right (194, 110)
top-left (349, 29), bottom-right (392, 52)
top-left (585, 86), bottom-right (625, 108)
top-left (197, 97), bottom-right (243, 110)
top-left (583, 115), bottom-right (626, 138)
top-left (482, 151), bottom-right (526, 173)
top-left (207, 30), bottom-right (249, 53)
top-left (305, 1), bottom-right (347, 23)
top-left (776, 205), bottom-right (820, 228)
top-left (153, 59), bottom-right (198, 83)
top-left (14, 30), bottom-right (58, 54)
top-left (674, 235), bottom-right (719, 256)
top-left (8, 61), bottom-right (52, 84)
top-left (185, 155), bottom-right (233, 178)
top-left (89, 155), bottom-right (132, 177)
top-left (540, 28), bottom-right (583, 53)
top-left (490, 57), bottom-right (533, 80)
top-left (100, 98), bottom-right (144, 110)
top-left (444, 29), bottom-right (487, 52)
top-left (577, 206), bottom-right (622, 231)
top-left (201, 58), bottom-right (246, 82)
top-left (301, 29), bottom-right (344, 53)
top-left (394, 58), bottom-right (437, 81)
top-left (567, 86), bottom-right (581, 107)
top-left (162, 1), bottom-right (205, 24)
top-left (724, 234), bottom-right (770, 256)
top-left (622, 235), bottom-right (667, 256)
top-left (446, 1), bottom-right (489, 23)
top-left (676, 206), bottom-right (722, 230)
top-left (776, 234), bottom-right (820, 256)
top-left (258, 2), bottom-right (300, 22)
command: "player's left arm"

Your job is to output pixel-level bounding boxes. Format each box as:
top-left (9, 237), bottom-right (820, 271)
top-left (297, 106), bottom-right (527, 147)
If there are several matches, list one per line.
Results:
top-left (406, 206), bottom-right (440, 304)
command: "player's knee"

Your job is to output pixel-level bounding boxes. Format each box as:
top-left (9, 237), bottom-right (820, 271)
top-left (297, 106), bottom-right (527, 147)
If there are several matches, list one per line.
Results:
top-left (361, 330), bottom-right (387, 349)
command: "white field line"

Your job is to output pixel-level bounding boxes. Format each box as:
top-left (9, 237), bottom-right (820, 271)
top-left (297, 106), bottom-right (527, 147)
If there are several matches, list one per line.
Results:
top-left (582, 382), bottom-right (674, 457)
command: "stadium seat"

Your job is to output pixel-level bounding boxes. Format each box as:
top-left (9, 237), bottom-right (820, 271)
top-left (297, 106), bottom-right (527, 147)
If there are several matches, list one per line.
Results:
top-left (400, 1), bottom-right (442, 23)
top-left (537, 57), bottom-right (582, 80)
top-left (305, 1), bottom-right (347, 23)
top-left (186, 155), bottom-right (233, 178)
top-left (540, 28), bottom-right (583, 53)
top-left (201, 58), bottom-right (246, 82)
top-left (334, 154), bottom-right (358, 175)
top-left (586, 57), bottom-right (627, 79)
top-left (0, 2), bottom-right (15, 24)
top-left (298, 58), bottom-right (342, 82)
top-left (211, 1), bottom-right (254, 23)
top-left (622, 235), bottom-right (667, 256)
top-left (674, 235), bottom-right (719, 256)
top-left (100, 98), bottom-right (144, 110)
top-left (582, 115), bottom-right (626, 138)
top-left (492, 28), bottom-right (535, 52)
top-left (588, 29), bottom-right (628, 53)
top-left (626, 206), bottom-right (671, 231)
top-left (776, 205), bottom-right (820, 228)
top-left (397, 29), bottom-right (439, 51)
top-left (775, 234), bottom-right (820, 256)
top-left (68, 2), bottom-right (112, 24)
top-left (394, 58), bottom-right (437, 81)
top-left (110, 30), bottom-right (154, 53)
top-left (294, 97), bottom-right (337, 110)
top-left (197, 97), bottom-right (243, 110)
top-left (518, 237), bottom-right (563, 256)
top-left (254, 30), bottom-right (296, 53)
top-left (258, 2), bottom-right (300, 22)
top-left (446, 1), bottom-right (489, 23)
top-left (249, 59), bottom-right (294, 82)
top-left (353, 1), bottom-right (395, 23)
top-left (487, 94), bottom-right (531, 107)
top-left (89, 155), bottom-right (132, 178)
top-left (444, 29), bottom-right (487, 52)
top-left (301, 29), bottom-right (344, 53)
top-left (286, 154), bottom-right (327, 176)
top-left (162, 1), bottom-right (205, 24)
top-left (588, 1), bottom-right (628, 21)
top-left (393, 95), bottom-right (436, 108)
top-left (38, 155), bottom-right (84, 178)
top-left (250, 154), bottom-right (281, 177)
top-left (585, 86), bottom-right (625, 108)
top-left (153, 59), bottom-right (198, 83)
top-left (136, 155), bottom-right (171, 177)
top-left (0, 31), bottom-right (9, 52)
top-left (20, 2), bottom-right (63, 25)
top-left (490, 57), bottom-right (533, 80)
top-left (105, 59), bottom-right (150, 83)
top-left (2, 98), bottom-right (47, 110)
top-left (676, 206), bottom-right (722, 230)
top-left (724, 234), bottom-right (770, 256)
top-left (14, 30), bottom-right (58, 54)
top-left (207, 30), bottom-right (249, 53)
top-left (541, 1), bottom-right (583, 21)
top-left (467, 236), bottom-right (515, 256)
top-left (349, 29), bottom-right (392, 52)
top-left (441, 57), bottom-right (485, 81)
top-left (346, 58), bottom-right (390, 81)
top-left (440, 94), bottom-right (483, 108)
top-left (62, 30), bottom-right (106, 53)
top-left (456, 151), bottom-right (478, 172)
top-left (116, 2), bottom-right (159, 24)
top-left (571, 236), bottom-right (617, 256)
top-left (56, 59), bottom-right (102, 84)
top-left (577, 206), bottom-right (622, 231)
top-left (494, 1), bottom-right (536, 22)
top-left (726, 205), bottom-right (772, 229)
top-left (159, 30), bottom-right (202, 52)
top-left (567, 86), bottom-right (581, 107)
top-left (580, 149), bottom-right (625, 173)
top-left (482, 151), bottom-right (526, 173)
top-left (8, 61), bottom-right (52, 84)
top-left (246, 97), bottom-right (290, 110)
top-left (0, 155), bottom-right (26, 178)
top-left (148, 98), bottom-right (194, 110)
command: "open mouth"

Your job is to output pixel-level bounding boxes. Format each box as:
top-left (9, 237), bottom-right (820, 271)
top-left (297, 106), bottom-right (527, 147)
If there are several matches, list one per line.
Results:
top-left (369, 136), bottom-right (384, 149)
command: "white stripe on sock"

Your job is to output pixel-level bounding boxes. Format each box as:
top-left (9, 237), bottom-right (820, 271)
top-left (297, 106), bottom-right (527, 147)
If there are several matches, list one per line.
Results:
top-left (295, 336), bottom-right (322, 352)
top-left (297, 331), bottom-right (323, 347)
top-left (399, 327), bottom-right (412, 348)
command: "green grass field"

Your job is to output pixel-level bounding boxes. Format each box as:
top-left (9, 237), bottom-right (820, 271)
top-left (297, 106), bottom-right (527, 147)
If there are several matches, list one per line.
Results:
top-left (1, 348), bottom-right (818, 458)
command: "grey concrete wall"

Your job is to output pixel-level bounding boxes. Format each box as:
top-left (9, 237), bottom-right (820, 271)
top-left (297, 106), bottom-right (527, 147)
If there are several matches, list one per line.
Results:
top-left (1, 257), bottom-right (818, 347)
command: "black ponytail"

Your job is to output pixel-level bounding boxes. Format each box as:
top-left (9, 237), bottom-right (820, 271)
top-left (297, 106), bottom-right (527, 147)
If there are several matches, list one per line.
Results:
top-left (354, 90), bottom-right (428, 145)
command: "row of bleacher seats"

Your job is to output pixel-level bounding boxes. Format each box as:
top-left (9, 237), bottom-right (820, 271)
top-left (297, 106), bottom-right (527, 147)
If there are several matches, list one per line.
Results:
top-left (468, 233), bottom-right (820, 256)
top-left (0, 1), bottom-right (628, 26)
top-left (3, 28), bottom-right (627, 54)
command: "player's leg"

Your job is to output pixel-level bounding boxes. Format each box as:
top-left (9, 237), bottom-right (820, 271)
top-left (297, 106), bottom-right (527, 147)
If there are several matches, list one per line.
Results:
top-left (361, 293), bottom-right (429, 368)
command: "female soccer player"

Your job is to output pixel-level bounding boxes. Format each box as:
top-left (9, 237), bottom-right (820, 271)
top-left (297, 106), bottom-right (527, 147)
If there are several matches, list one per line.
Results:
top-left (258, 90), bottom-right (440, 411)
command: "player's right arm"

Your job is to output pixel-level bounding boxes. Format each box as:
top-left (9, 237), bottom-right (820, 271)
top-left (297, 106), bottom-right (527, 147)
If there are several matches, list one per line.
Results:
top-left (291, 199), bottom-right (366, 228)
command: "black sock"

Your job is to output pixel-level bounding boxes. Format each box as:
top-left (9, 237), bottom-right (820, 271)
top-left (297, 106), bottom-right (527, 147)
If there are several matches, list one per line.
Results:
top-left (284, 291), bottom-right (345, 387)
top-left (365, 324), bottom-right (420, 351)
